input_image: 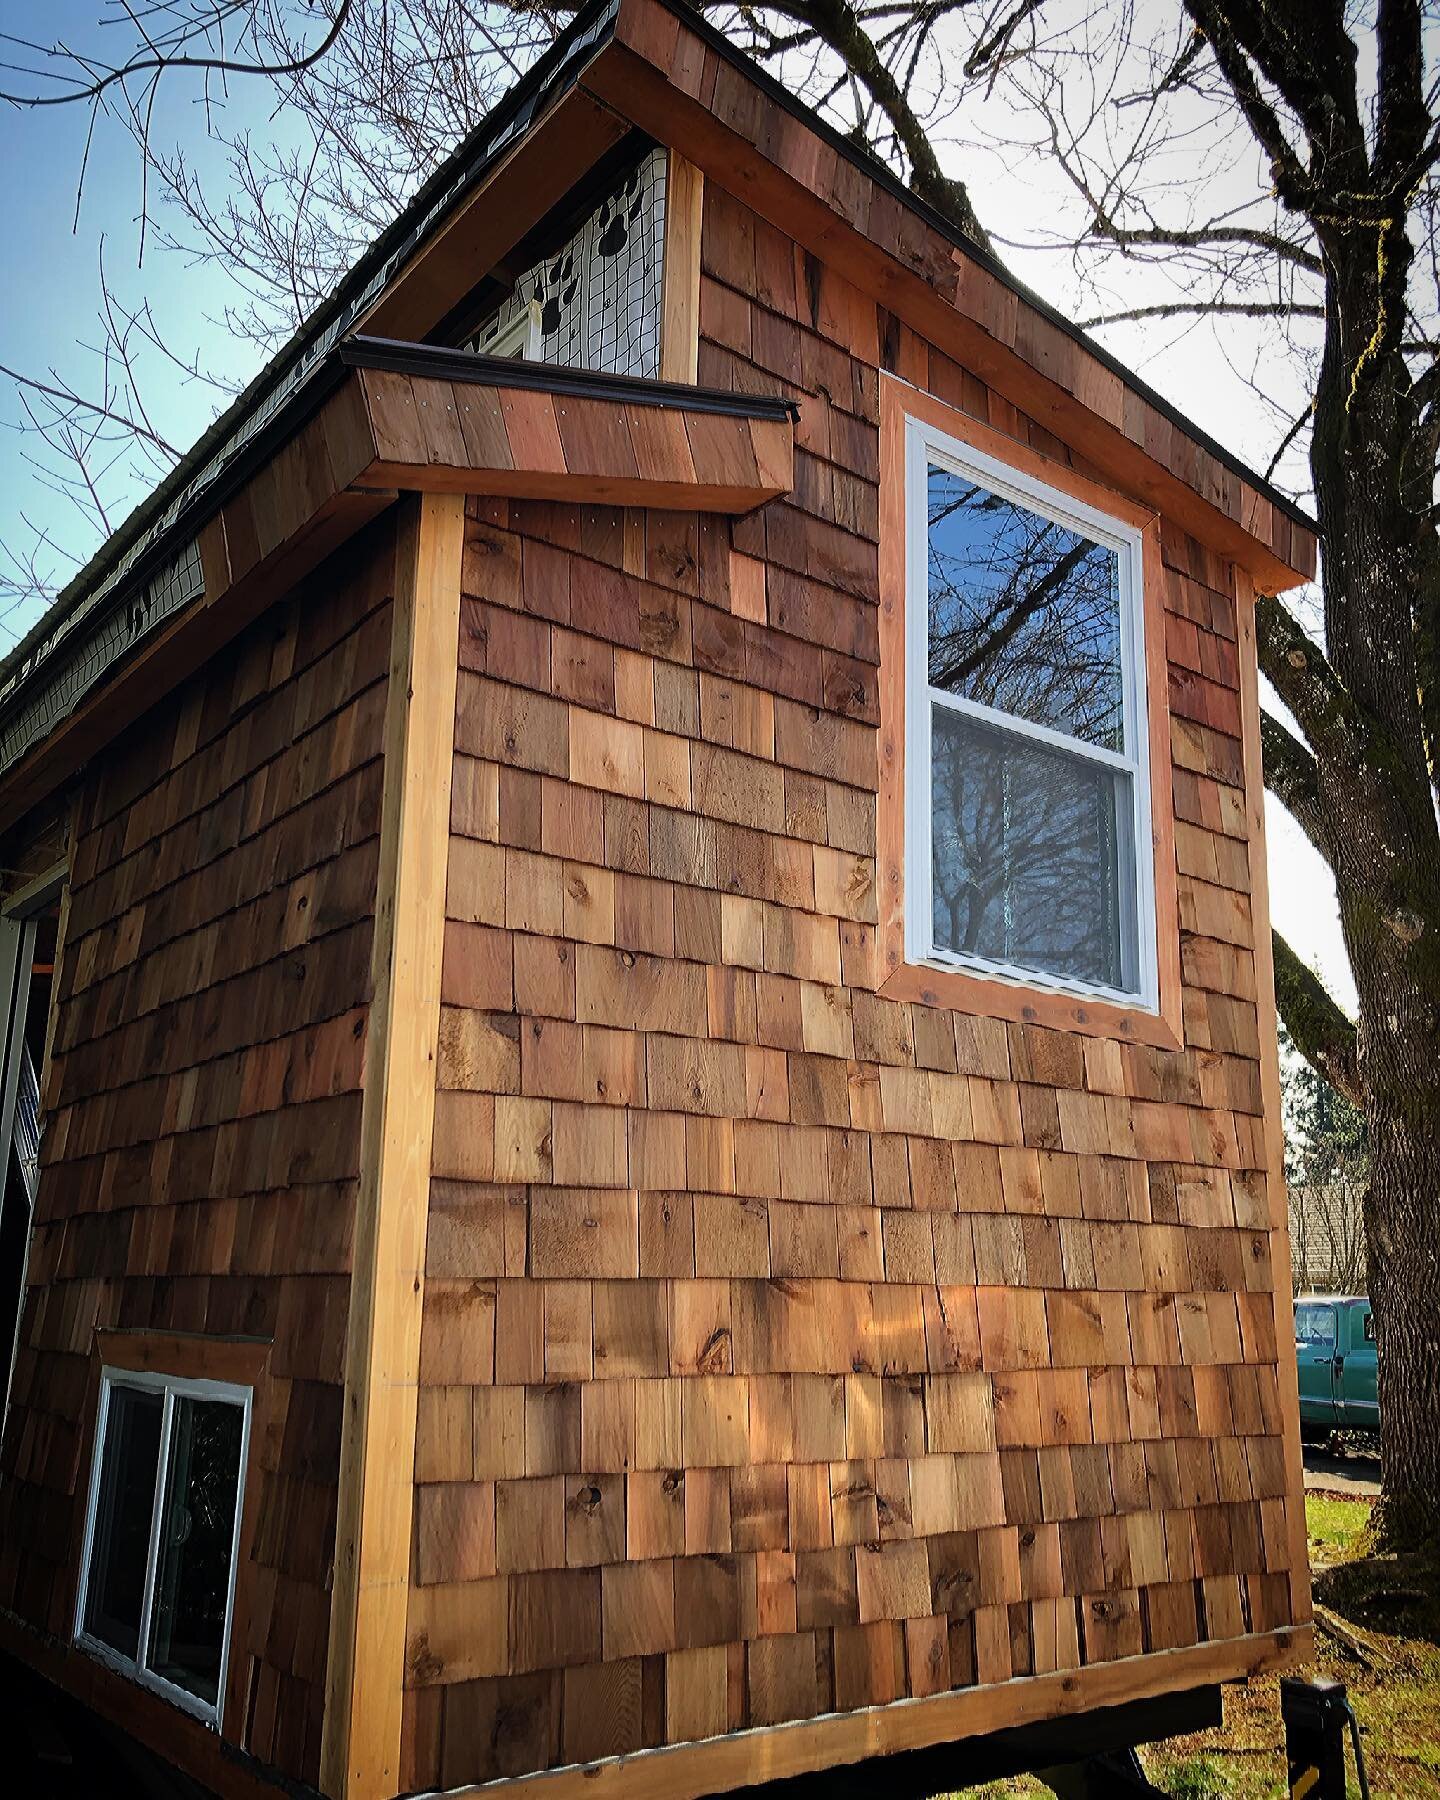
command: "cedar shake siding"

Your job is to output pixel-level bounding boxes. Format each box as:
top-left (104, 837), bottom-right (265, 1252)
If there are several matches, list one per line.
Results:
top-left (0, 520), bottom-right (395, 1787)
top-left (394, 181), bottom-right (1299, 1786)
top-left (0, 4), bottom-right (1315, 1794)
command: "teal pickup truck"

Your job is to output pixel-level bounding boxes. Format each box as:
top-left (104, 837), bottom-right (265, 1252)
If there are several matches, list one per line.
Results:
top-left (1294, 1294), bottom-right (1379, 1438)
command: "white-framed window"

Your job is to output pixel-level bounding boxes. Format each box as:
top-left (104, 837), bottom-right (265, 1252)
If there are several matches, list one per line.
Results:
top-left (904, 416), bottom-right (1155, 1007)
top-left (474, 298), bottom-right (543, 361)
top-left (74, 1367), bottom-right (251, 1726)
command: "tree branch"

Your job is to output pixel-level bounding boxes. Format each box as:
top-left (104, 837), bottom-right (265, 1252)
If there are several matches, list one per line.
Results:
top-left (1261, 707), bottom-right (1329, 858)
top-left (1188, 0), bottom-right (1366, 195)
top-left (1086, 217), bottom-right (1323, 276)
top-left (0, 359), bottom-right (179, 457)
top-left (0, 0), bottom-right (357, 108)
top-left (1263, 401), bottom-right (1314, 482)
top-left (1273, 928), bottom-right (1362, 1108)
top-left (1077, 299), bottom-right (1325, 327)
top-left (750, 0), bottom-right (992, 248)
top-left (1254, 590), bottom-right (1361, 765)
top-left (1182, 1), bottom-right (1319, 210)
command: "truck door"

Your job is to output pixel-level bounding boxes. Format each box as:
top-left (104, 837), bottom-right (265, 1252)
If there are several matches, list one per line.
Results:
top-left (1340, 1302), bottom-right (1379, 1432)
top-left (1294, 1300), bottom-right (1339, 1429)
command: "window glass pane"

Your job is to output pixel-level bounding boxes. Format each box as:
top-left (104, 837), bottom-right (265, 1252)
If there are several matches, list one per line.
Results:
top-left (146, 1396), bottom-right (244, 1706)
top-left (927, 462), bottom-right (1124, 752)
top-left (930, 705), bottom-right (1135, 991)
top-left (83, 1383), bottom-right (163, 1660)
top-left (1296, 1305), bottom-right (1336, 1345)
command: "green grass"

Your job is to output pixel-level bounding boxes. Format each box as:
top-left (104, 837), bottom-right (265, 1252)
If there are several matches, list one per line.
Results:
top-left (1162, 1761), bottom-right (1230, 1800)
top-left (1307, 1494), bottom-right (1372, 1565)
top-left (942, 1493), bottom-right (1440, 1800)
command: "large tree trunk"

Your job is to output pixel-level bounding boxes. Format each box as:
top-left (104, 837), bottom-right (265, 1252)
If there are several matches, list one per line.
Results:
top-left (1365, 1076), bottom-right (1440, 1545)
top-left (1309, 216), bottom-right (1440, 1544)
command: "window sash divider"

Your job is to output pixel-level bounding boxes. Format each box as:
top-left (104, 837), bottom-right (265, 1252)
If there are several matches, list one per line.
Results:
top-left (134, 1387), bottom-right (174, 1684)
top-left (924, 682), bottom-right (1139, 776)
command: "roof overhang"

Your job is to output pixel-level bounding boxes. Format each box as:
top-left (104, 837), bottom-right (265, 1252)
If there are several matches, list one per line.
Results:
top-left (336, 339), bottom-right (794, 509)
top-left (0, 345), bottom-right (795, 836)
top-left (574, 0), bottom-right (1315, 593)
top-left (353, 0), bottom-right (1316, 591)
top-left (0, 1), bottom-right (635, 728)
top-left (0, 0), bottom-right (1320, 841)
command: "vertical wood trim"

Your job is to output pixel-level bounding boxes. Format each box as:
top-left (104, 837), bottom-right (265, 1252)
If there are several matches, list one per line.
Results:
top-left (877, 375), bottom-right (908, 988)
top-left (1235, 568), bottom-right (1313, 1626)
top-left (321, 493), bottom-right (465, 1799)
top-left (660, 150), bottom-right (704, 384)
top-left (1140, 521), bottom-right (1184, 1045)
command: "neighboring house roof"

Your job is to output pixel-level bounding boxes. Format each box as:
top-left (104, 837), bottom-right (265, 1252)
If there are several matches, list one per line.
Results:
top-left (0, 0), bottom-right (1320, 825)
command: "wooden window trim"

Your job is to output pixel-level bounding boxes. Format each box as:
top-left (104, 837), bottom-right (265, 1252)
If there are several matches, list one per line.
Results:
top-left (94, 1326), bottom-right (271, 1388)
top-left (76, 1329), bottom-right (273, 1742)
top-left (878, 373), bottom-right (1182, 1048)
top-left (72, 1334), bottom-right (266, 1735)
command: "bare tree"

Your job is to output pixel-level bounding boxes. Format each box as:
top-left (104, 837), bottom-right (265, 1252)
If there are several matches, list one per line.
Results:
top-left (0, 1), bottom-right (558, 599)
top-left (7, 0), bottom-right (1440, 1543)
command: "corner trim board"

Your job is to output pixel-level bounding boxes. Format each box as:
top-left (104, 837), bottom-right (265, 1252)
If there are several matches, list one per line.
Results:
top-left (1235, 569), bottom-right (1314, 1627)
top-left (321, 492), bottom-right (465, 1800)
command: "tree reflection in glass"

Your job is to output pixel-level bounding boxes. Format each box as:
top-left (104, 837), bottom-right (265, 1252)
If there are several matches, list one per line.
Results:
top-left (147, 1396), bottom-right (244, 1705)
top-left (83, 1383), bottom-right (163, 1661)
top-left (927, 465), bottom-right (1124, 752)
top-left (922, 458), bottom-right (1139, 995)
top-left (930, 708), bottom-right (1132, 989)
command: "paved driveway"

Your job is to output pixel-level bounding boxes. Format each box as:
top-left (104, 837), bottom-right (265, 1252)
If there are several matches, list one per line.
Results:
top-left (1304, 1438), bottom-right (1381, 1498)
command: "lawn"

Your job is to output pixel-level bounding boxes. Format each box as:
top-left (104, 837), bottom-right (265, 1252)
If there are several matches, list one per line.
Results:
top-left (947, 1491), bottom-right (1440, 1799)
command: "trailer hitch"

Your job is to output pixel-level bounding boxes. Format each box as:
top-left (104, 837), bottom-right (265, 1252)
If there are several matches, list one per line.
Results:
top-left (1281, 1676), bottom-right (1371, 1800)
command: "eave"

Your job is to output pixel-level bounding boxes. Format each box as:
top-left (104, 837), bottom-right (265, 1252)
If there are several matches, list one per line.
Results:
top-left (0, 346), bottom-right (796, 837)
top-left (0, 0), bottom-right (633, 720)
top-left (573, 0), bottom-right (1316, 594)
top-left (0, 0), bottom-right (1321, 839)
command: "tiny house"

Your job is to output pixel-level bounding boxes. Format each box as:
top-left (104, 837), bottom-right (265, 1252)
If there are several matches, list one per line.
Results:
top-left (0, 2), bottom-right (1316, 1796)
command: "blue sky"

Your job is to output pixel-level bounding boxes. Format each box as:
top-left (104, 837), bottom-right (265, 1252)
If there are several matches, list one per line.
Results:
top-left (0, 3), bottom-right (1354, 1009)
top-left (1, 5), bottom-right (275, 626)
